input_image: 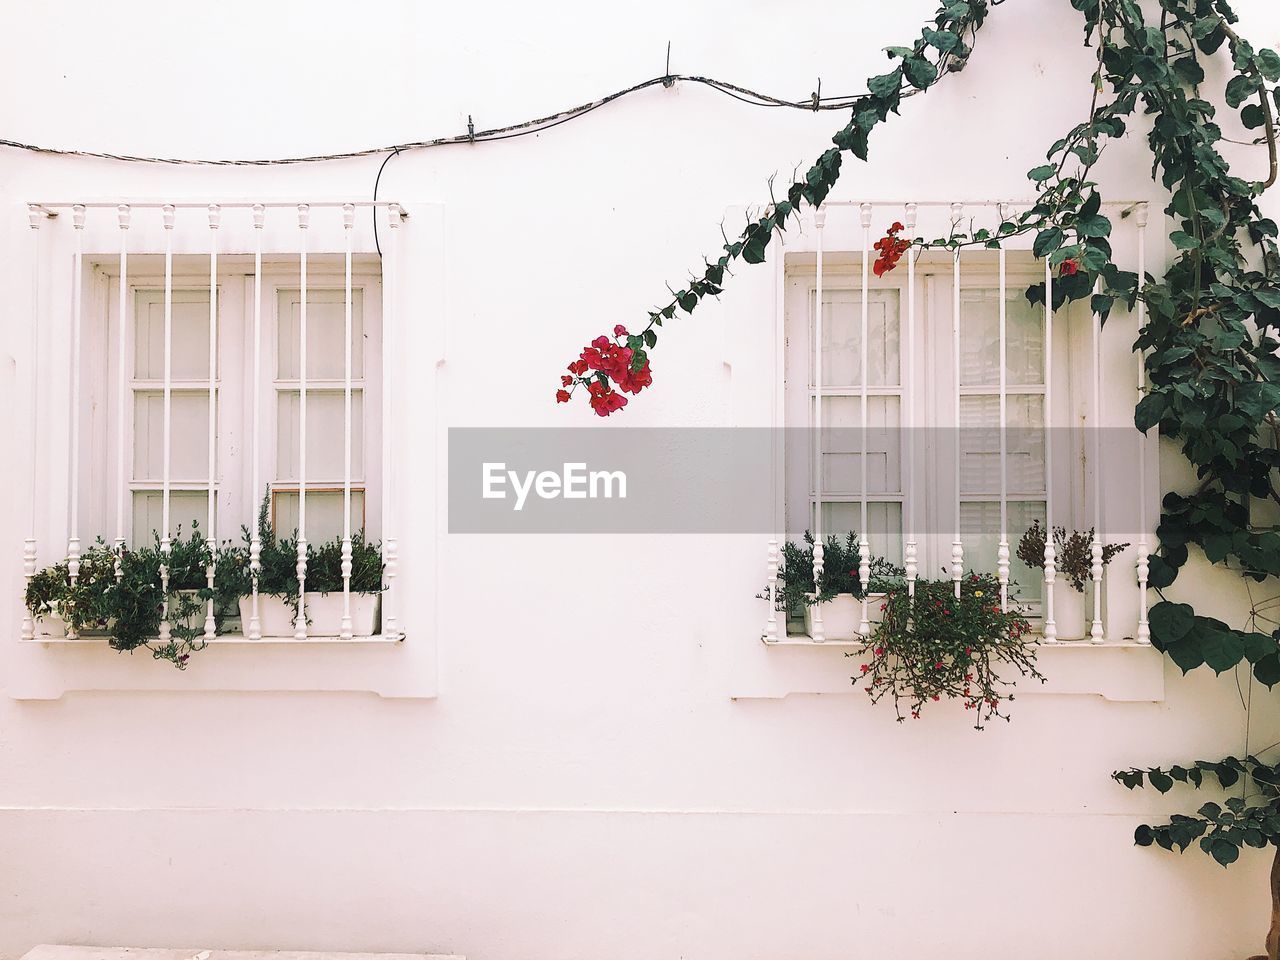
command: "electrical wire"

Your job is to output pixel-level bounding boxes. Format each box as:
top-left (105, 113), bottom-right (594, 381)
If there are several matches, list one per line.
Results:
top-left (0, 73), bottom-right (867, 168)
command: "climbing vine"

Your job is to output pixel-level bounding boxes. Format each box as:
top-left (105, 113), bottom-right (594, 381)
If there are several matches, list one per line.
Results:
top-left (559, 0), bottom-right (1280, 943)
top-left (559, 0), bottom-right (1280, 684)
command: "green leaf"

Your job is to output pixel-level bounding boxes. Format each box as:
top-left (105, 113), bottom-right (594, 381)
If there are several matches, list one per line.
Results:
top-left (1174, 57), bottom-right (1205, 85)
top-left (1077, 214), bottom-right (1112, 238)
top-left (868, 69), bottom-right (903, 99)
top-left (884, 45), bottom-right (915, 59)
top-left (1028, 164), bottom-right (1055, 182)
top-left (923, 28), bottom-right (961, 53)
top-left (903, 56), bottom-right (938, 89)
top-left (1226, 74), bottom-right (1261, 109)
top-left (1242, 103), bottom-right (1266, 129)
top-left (1033, 227), bottom-right (1064, 257)
top-left (1150, 601), bottom-right (1195, 644)
top-left (1255, 652), bottom-right (1280, 688)
top-left (1259, 49), bottom-right (1280, 82)
top-left (1148, 771), bottom-right (1175, 794)
top-left (1199, 629), bottom-right (1246, 674)
top-left (1135, 824), bottom-right (1154, 846)
top-left (1170, 230), bottom-right (1199, 249)
top-left (1208, 837), bottom-right (1240, 868)
top-left (1135, 392), bottom-right (1167, 432)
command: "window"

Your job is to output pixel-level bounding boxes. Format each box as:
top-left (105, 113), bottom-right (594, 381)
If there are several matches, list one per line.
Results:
top-left (87, 257), bottom-right (384, 548)
top-left (785, 251), bottom-right (1064, 598)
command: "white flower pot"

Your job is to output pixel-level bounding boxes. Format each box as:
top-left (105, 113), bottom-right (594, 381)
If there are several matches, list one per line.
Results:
top-left (34, 613), bottom-right (67, 639)
top-left (238, 592), bottom-right (380, 638)
top-left (304, 591), bottom-right (380, 636)
top-left (1050, 580), bottom-right (1088, 641)
top-left (803, 592), bottom-right (882, 641)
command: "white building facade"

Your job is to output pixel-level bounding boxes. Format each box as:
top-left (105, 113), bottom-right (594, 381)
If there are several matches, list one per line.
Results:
top-left (3, 1), bottom-right (1280, 957)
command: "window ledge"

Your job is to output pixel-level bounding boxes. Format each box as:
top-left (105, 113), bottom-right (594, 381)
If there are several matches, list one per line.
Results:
top-left (740, 634), bottom-right (1165, 702)
top-left (7, 630), bottom-right (434, 701)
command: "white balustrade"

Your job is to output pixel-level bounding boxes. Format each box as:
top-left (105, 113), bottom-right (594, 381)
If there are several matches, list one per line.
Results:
top-left (1135, 202), bottom-right (1152, 644)
top-left (205, 204), bottom-right (220, 641)
top-left (115, 204), bottom-right (130, 580)
top-left (1090, 278), bottom-right (1105, 643)
top-left (1042, 255), bottom-right (1058, 642)
top-left (382, 204), bottom-right (402, 639)
top-left (811, 206), bottom-right (827, 643)
top-left (950, 202), bottom-right (964, 599)
top-left (858, 202), bottom-right (873, 636)
top-left (903, 203), bottom-right (918, 602)
top-left (295, 203), bottom-right (310, 640)
top-left (23, 198), bottom-right (403, 644)
top-left (159, 203), bottom-right (174, 644)
top-left (248, 203), bottom-right (265, 640)
top-left (997, 203), bottom-right (1011, 613)
top-left (341, 202), bottom-right (356, 641)
top-left (67, 205), bottom-right (85, 641)
top-left (23, 206), bottom-right (42, 642)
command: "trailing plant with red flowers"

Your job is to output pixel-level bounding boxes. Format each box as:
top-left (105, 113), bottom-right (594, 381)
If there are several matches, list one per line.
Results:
top-left (851, 572), bottom-right (1042, 729)
top-left (553, 0), bottom-right (1280, 941)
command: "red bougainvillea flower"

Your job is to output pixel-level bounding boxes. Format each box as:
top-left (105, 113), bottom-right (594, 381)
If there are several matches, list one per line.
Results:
top-left (614, 357), bottom-right (653, 395)
top-left (587, 380), bottom-right (628, 417)
top-left (568, 359), bottom-right (588, 376)
top-left (1060, 258), bottom-right (1080, 276)
top-left (873, 221), bottom-right (912, 277)
top-left (556, 389), bottom-right (571, 403)
top-left (614, 324), bottom-right (628, 337)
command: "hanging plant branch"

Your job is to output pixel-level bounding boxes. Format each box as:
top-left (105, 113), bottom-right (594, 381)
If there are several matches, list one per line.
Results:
top-left (554, 0), bottom-right (994, 415)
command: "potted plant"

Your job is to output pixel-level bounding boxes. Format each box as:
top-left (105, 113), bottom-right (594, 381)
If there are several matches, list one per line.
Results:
top-left (852, 571), bottom-right (1043, 728)
top-left (768, 531), bottom-right (900, 640)
top-left (231, 497), bottom-right (384, 637)
top-left (24, 540), bottom-right (118, 638)
top-left (1016, 522), bottom-right (1129, 640)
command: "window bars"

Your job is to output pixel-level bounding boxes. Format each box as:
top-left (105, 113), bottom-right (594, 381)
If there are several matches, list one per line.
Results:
top-left (24, 199), bottom-right (403, 641)
top-left (765, 199), bottom-right (1155, 645)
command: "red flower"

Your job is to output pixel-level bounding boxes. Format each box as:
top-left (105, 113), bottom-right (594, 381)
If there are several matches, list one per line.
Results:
top-left (568, 359), bottom-right (589, 376)
top-left (860, 664), bottom-right (870, 673)
top-left (614, 357), bottom-right (653, 395)
top-left (587, 380), bottom-right (628, 417)
top-left (614, 324), bottom-right (629, 337)
top-left (873, 222), bottom-right (912, 277)
top-left (556, 389), bottom-right (571, 403)
top-left (561, 375), bottom-right (573, 387)
top-left (1060, 258), bottom-right (1080, 276)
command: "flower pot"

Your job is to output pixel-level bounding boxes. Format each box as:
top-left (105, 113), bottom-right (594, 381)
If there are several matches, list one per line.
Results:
top-left (803, 592), bottom-right (880, 641)
top-left (238, 591), bottom-right (380, 638)
top-left (304, 591), bottom-right (380, 636)
top-left (238, 595), bottom-right (295, 638)
top-left (1050, 579), bottom-right (1088, 641)
top-left (33, 613), bottom-right (67, 639)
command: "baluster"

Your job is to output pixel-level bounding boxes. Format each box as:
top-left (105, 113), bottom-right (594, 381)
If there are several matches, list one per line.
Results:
top-left (382, 204), bottom-right (401, 638)
top-left (1090, 277), bottom-right (1106, 643)
top-left (23, 206), bottom-right (43, 641)
top-left (159, 203), bottom-right (175, 644)
top-left (858, 203), bottom-right (873, 635)
top-left (204, 204), bottom-right (220, 641)
top-left (115, 204), bottom-right (130, 581)
top-left (341, 202), bottom-right (355, 639)
top-left (764, 538), bottom-right (779, 641)
top-left (1042, 256), bottom-right (1058, 642)
top-left (811, 206), bottom-right (826, 642)
top-left (903, 203), bottom-right (918, 602)
top-left (65, 204), bottom-right (86, 641)
top-left (997, 203), bottom-right (1011, 613)
top-left (295, 203), bottom-right (310, 640)
top-left (950, 202), bottom-right (964, 598)
top-left (1135, 203), bottom-right (1152, 643)
top-left (248, 204), bottom-right (265, 640)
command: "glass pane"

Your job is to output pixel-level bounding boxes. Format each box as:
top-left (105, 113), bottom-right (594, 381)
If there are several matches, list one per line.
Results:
top-left (819, 501), bottom-right (903, 566)
top-left (133, 391), bottom-right (211, 482)
top-left (277, 289), bottom-right (365, 380)
top-left (131, 490), bottom-right (209, 546)
top-left (272, 489), bottom-right (366, 542)
top-left (959, 394), bottom-right (1046, 495)
top-left (818, 395), bottom-right (901, 495)
top-left (809, 289), bottom-right (901, 387)
top-left (134, 290), bottom-right (214, 381)
top-left (959, 500), bottom-right (1046, 602)
top-left (276, 390), bottom-right (365, 483)
top-left (960, 287), bottom-right (1045, 387)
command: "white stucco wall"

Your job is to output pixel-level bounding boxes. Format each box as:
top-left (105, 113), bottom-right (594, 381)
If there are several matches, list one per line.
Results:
top-left (4, 1), bottom-right (1280, 958)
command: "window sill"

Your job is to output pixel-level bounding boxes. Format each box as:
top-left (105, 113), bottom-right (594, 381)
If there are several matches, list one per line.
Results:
top-left (8, 629), bottom-right (433, 701)
top-left (740, 634), bottom-right (1166, 702)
